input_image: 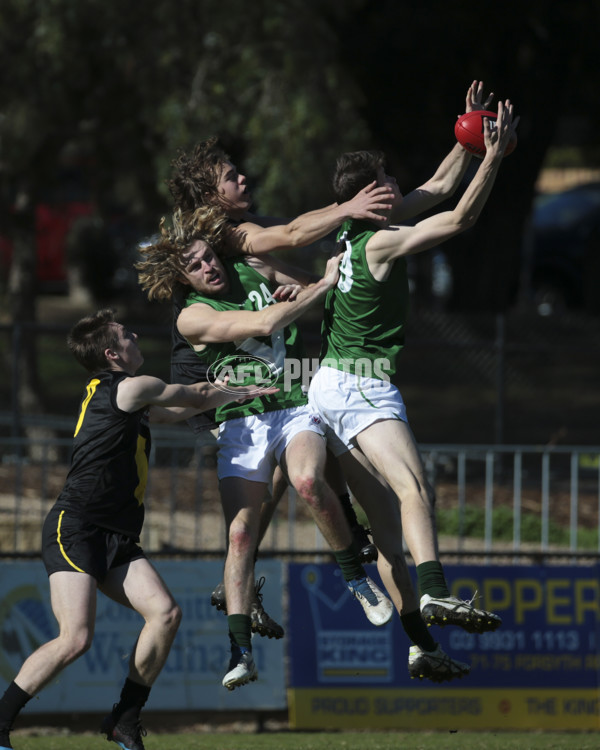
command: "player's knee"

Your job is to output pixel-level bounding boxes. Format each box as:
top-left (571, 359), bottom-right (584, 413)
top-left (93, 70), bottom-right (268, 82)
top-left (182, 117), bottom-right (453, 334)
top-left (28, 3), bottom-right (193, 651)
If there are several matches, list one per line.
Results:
top-left (146, 597), bottom-right (182, 635)
top-left (228, 522), bottom-right (254, 557)
top-left (410, 479), bottom-right (435, 509)
top-left (163, 601), bottom-right (182, 634)
top-left (292, 474), bottom-right (321, 506)
top-left (63, 628), bottom-right (94, 662)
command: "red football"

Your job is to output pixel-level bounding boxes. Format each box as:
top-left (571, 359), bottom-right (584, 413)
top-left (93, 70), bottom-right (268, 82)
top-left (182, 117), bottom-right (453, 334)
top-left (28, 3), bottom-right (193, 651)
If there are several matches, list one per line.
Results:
top-left (454, 110), bottom-right (517, 158)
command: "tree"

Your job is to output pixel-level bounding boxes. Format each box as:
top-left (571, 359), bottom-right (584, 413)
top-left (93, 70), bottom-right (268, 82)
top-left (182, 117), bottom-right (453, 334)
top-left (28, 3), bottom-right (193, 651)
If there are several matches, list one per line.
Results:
top-left (1, 0), bottom-right (599, 434)
top-left (0, 0), bottom-right (371, 426)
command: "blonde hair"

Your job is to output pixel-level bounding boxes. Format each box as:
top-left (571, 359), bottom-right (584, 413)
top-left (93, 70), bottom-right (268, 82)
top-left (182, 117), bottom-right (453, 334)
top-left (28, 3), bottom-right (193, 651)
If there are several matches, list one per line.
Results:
top-left (136, 205), bottom-right (234, 302)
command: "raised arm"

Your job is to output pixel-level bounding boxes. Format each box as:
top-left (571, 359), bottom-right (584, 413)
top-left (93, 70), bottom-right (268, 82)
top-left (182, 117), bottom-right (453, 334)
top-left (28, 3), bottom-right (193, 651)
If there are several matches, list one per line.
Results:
top-left (177, 253), bottom-right (342, 345)
top-left (233, 182), bottom-right (394, 255)
top-left (367, 100), bottom-right (516, 265)
top-left (392, 80), bottom-right (495, 223)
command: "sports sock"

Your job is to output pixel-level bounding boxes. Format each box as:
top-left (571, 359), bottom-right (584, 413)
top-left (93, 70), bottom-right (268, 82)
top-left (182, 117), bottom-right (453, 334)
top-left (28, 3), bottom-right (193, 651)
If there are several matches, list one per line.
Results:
top-left (401, 609), bottom-right (437, 652)
top-left (0, 681), bottom-right (32, 731)
top-left (338, 492), bottom-right (360, 528)
top-left (416, 560), bottom-right (450, 598)
top-left (333, 544), bottom-right (365, 582)
top-left (227, 614), bottom-right (252, 650)
top-left (112, 677), bottom-right (151, 726)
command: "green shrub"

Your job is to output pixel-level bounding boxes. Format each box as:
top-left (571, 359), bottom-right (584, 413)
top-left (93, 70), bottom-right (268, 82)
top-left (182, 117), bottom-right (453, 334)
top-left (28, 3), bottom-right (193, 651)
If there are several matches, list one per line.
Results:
top-left (436, 506), bottom-right (599, 549)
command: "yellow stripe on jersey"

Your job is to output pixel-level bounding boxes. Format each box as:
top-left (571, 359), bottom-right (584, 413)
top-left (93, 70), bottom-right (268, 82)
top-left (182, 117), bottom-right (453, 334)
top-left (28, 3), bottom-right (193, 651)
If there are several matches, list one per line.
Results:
top-left (57, 510), bottom-right (86, 573)
top-left (74, 378), bottom-right (101, 437)
top-left (134, 435), bottom-right (148, 506)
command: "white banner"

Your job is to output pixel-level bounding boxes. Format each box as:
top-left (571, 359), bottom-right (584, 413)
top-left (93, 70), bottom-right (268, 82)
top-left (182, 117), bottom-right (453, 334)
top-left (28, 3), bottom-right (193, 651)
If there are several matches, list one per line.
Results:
top-left (0, 559), bottom-right (285, 711)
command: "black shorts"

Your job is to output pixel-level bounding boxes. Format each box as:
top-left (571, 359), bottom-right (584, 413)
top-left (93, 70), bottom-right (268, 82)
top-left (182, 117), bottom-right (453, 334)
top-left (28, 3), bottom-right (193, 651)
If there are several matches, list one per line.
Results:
top-left (42, 506), bottom-right (146, 582)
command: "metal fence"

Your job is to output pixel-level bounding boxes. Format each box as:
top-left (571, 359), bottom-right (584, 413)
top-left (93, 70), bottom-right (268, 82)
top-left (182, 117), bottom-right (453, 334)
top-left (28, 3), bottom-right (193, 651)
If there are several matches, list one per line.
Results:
top-left (1, 429), bottom-right (599, 562)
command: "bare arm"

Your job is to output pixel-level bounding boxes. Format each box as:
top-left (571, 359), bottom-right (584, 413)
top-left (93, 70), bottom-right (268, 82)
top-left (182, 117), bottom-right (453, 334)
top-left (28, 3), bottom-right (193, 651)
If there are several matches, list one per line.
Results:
top-left (244, 253), bottom-right (318, 287)
top-left (367, 100), bottom-right (516, 264)
top-left (177, 253), bottom-right (342, 345)
top-left (115, 377), bottom-right (277, 422)
top-left (391, 80), bottom-right (495, 223)
top-left (233, 182), bottom-right (394, 255)
top-left (391, 143), bottom-right (473, 222)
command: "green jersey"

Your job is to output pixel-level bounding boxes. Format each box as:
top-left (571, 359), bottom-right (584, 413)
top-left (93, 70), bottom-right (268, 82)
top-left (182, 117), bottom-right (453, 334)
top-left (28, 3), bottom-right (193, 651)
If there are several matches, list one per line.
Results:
top-left (184, 257), bottom-right (307, 422)
top-left (319, 219), bottom-right (409, 381)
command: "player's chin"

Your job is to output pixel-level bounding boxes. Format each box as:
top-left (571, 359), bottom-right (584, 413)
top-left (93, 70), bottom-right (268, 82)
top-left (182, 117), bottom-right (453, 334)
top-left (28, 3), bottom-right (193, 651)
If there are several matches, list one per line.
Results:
top-left (209, 279), bottom-right (228, 294)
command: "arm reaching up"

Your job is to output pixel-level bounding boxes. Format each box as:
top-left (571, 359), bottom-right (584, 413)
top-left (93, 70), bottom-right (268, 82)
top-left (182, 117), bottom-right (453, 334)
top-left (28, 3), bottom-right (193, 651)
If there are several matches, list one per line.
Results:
top-left (392, 80), bottom-right (497, 223)
top-left (367, 100), bottom-right (517, 265)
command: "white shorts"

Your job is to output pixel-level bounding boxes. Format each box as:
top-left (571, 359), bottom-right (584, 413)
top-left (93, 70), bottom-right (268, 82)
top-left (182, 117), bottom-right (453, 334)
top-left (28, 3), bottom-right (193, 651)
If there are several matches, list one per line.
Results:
top-left (217, 405), bottom-right (326, 483)
top-left (308, 366), bottom-right (408, 448)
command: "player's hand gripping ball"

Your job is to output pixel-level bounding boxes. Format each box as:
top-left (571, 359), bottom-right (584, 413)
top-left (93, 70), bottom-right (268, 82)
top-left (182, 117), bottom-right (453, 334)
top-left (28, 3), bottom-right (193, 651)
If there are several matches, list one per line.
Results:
top-left (454, 110), bottom-right (517, 158)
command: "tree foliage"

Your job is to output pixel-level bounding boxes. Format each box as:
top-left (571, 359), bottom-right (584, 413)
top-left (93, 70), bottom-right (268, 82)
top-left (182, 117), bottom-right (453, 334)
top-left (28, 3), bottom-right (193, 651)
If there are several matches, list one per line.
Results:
top-left (1, 0), bottom-right (599, 418)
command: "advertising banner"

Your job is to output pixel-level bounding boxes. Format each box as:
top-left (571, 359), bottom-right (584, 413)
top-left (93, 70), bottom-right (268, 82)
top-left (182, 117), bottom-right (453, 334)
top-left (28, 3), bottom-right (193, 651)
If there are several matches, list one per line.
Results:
top-left (0, 559), bottom-right (285, 711)
top-left (287, 563), bottom-right (600, 730)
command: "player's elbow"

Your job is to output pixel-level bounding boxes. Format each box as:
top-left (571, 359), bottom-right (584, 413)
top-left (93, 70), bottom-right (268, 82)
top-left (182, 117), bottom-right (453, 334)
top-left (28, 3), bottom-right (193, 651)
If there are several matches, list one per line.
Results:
top-left (282, 231), bottom-right (304, 249)
top-left (444, 181), bottom-right (462, 199)
top-left (280, 220), bottom-right (310, 248)
top-left (256, 314), bottom-right (280, 337)
top-left (456, 212), bottom-right (478, 233)
top-left (424, 179), bottom-right (454, 200)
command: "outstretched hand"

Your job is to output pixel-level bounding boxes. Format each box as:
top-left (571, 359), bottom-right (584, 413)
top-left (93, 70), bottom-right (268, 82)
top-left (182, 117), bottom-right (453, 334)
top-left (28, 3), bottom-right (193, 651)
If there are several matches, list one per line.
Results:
top-left (483, 100), bottom-right (519, 158)
top-left (465, 79), bottom-right (494, 113)
top-left (233, 384), bottom-right (279, 403)
top-left (213, 374), bottom-right (280, 403)
top-left (343, 181), bottom-right (395, 223)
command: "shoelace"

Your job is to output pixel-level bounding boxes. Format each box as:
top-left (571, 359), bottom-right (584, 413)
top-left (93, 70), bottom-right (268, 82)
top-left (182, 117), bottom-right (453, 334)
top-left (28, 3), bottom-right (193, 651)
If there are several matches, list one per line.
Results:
top-left (458, 589), bottom-right (479, 607)
top-left (353, 577), bottom-right (378, 606)
top-left (254, 576), bottom-right (266, 603)
top-left (129, 721), bottom-right (147, 741)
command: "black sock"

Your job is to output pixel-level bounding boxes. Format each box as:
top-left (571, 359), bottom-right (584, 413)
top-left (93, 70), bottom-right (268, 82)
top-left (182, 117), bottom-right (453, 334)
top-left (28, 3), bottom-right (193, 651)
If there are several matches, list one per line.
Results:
top-left (333, 544), bottom-right (365, 582)
top-left (338, 492), bottom-right (360, 527)
top-left (416, 560), bottom-right (450, 598)
top-left (113, 677), bottom-right (151, 726)
top-left (401, 609), bottom-right (437, 652)
top-left (227, 614), bottom-right (252, 650)
top-left (0, 681), bottom-right (32, 732)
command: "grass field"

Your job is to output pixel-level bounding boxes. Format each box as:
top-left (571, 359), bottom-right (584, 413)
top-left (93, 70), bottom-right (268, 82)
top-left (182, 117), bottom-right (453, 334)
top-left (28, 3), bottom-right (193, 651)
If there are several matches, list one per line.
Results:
top-left (8, 731), bottom-right (599, 750)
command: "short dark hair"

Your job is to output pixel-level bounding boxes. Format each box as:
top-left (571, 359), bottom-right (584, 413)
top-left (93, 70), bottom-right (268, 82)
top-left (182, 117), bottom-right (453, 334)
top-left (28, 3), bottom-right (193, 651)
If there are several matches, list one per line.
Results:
top-left (333, 150), bottom-right (386, 204)
top-left (67, 309), bottom-right (120, 373)
top-left (168, 137), bottom-right (230, 212)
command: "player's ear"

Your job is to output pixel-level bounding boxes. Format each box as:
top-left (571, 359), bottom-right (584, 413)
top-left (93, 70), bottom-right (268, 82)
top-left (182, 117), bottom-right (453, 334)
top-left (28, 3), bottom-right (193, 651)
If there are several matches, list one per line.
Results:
top-left (105, 347), bottom-right (119, 364)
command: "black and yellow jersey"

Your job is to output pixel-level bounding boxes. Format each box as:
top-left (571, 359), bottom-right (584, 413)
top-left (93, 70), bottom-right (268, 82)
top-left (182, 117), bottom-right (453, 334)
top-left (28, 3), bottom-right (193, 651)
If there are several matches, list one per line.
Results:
top-left (54, 370), bottom-right (150, 540)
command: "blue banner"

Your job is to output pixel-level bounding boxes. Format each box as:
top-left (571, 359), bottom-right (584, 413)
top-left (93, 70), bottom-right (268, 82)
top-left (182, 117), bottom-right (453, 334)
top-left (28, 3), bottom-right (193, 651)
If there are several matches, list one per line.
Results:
top-left (0, 560), bottom-right (286, 711)
top-left (287, 563), bottom-right (600, 729)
